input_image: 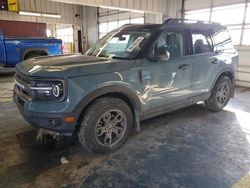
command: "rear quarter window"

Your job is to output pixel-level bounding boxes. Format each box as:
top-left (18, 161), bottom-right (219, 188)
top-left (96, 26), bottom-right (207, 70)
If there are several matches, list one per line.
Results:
top-left (210, 28), bottom-right (233, 50)
top-left (191, 30), bottom-right (213, 54)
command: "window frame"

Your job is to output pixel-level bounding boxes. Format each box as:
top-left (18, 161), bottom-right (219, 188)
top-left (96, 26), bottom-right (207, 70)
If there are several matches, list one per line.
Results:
top-left (190, 29), bottom-right (214, 55)
top-left (210, 28), bottom-right (234, 51)
top-left (87, 30), bottom-right (153, 60)
top-left (147, 29), bottom-right (189, 62)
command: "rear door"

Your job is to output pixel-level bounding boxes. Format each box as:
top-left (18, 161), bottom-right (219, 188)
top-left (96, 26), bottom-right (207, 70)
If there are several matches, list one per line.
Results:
top-left (0, 31), bottom-right (6, 65)
top-left (188, 29), bottom-right (221, 97)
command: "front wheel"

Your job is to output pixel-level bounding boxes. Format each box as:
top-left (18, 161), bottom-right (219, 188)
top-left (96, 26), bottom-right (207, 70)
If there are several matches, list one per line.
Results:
top-left (78, 97), bottom-right (133, 154)
top-left (205, 76), bottom-right (233, 111)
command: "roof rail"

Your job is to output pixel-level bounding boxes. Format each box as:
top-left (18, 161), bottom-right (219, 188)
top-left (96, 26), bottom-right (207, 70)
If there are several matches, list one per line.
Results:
top-left (160, 18), bottom-right (220, 30)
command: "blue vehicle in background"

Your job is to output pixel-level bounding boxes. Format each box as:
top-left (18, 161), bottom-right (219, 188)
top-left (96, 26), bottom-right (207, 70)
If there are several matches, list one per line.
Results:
top-left (0, 31), bottom-right (63, 67)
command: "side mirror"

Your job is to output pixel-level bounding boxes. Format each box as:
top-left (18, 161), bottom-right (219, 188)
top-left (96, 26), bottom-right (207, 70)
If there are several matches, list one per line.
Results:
top-left (215, 49), bottom-right (223, 54)
top-left (159, 50), bottom-right (170, 62)
top-left (118, 36), bottom-right (126, 41)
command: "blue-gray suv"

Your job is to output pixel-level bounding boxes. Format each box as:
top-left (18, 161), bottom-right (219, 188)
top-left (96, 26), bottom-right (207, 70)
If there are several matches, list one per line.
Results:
top-left (13, 19), bottom-right (238, 153)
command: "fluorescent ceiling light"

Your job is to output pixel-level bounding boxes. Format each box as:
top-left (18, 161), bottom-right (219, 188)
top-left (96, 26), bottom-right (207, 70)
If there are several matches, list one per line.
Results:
top-left (42, 13), bottom-right (61, 18)
top-left (19, 11), bottom-right (61, 19)
top-left (19, 11), bottom-right (41, 16)
top-left (99, 6), bottom-right (145, 14)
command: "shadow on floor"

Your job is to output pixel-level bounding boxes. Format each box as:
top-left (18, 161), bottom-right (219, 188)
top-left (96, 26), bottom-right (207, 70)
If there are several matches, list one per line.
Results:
top-left (80, 104), bottom-right (250, 188)
top-left (0, 104), bottom-right (250, 188)
top-left (0, 130), bottom-right (81, 187)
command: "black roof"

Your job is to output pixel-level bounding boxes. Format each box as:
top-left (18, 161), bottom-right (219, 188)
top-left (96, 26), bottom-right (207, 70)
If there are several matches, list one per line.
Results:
top-left (120, 18), bottom-right (226, 32)
top-left (120, 23), bottom-right (161, 31)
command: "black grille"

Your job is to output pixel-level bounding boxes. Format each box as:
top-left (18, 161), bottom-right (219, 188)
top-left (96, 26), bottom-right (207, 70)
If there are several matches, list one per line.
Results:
top-left (16, 72), bottom-right (31, 85)
top-left (14, 73), bottom-right (32, 100)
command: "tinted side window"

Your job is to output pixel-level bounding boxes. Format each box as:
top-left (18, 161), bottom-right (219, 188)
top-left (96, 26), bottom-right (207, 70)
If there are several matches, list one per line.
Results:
top-left (191, 30), bottom-right (213, 54)
top-left (211, 28), bottom-right (233, 50)
top-left (152, 31), bottom-right (184, 60)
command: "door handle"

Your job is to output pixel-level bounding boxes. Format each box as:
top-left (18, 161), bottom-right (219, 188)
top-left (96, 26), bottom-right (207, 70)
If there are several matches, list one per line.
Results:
top-left (211, 59), bottom-right (219, 64)
top-left (179, 64), bottom-right (189, 70)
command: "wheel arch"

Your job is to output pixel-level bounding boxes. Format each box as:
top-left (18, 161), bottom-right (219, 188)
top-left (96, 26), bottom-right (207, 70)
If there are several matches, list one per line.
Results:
top-left (211, 69), bottom-right (235, 97)
top-left (22, 48), bottom-right (48, 60)
top-left (74, 85), bottom-right (142, 132)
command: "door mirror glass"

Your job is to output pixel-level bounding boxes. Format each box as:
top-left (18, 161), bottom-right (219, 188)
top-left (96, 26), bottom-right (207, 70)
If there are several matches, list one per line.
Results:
top-left (215, 49), bottom-right (223, 54)
top-left (158, 49), bottom-right (170, 61)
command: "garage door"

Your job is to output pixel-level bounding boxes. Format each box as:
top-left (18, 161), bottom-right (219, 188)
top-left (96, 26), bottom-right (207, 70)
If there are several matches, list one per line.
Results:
top-left (98, 8), bottom-right (144, 39)
top-left (185, 0), bottom-right (250, 87)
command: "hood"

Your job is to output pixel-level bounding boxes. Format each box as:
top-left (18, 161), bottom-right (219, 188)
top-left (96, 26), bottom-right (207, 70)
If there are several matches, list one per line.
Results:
top-left (16, 54), bottom-right (135, 78)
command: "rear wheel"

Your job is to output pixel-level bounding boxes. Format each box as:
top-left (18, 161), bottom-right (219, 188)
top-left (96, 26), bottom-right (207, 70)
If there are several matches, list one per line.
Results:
top-left (24, 52), bottom-right (45, 59)
top-left (78, 97), bottom-right (133, 154)
top-left (205, 76), bottom-right (232, 111)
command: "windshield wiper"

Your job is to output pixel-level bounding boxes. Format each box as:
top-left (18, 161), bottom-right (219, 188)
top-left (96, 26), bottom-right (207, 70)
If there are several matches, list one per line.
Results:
top-left (112, 56), bottom-right (131, 60)
top-left (97, 54), bottom-right (109, 58)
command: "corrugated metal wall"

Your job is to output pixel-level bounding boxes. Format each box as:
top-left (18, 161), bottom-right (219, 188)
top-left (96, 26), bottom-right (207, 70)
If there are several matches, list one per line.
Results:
top-left (98, 8), bottom-right (144, 23)
top-left (97, 8), bottom-right (145, 39)
top-left (51, 0), bottom-right (168, 14)
top-left (185, 0), bottom-right (250, 88)
top-left (0, 0), bottom-right (82, 26)
top-left (0, 0), bottom-right (83, 52)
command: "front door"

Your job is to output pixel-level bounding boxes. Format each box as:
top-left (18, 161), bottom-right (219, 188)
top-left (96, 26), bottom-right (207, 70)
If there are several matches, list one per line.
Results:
top-left (141, 30), bottom-right (193, 114)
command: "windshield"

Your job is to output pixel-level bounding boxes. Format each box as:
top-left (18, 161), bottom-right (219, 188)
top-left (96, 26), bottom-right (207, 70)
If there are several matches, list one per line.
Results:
top-left (86, 30), bottom-right (152, 59)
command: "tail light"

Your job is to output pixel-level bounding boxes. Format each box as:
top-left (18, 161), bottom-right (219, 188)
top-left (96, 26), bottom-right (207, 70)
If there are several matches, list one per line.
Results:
top-left (61, 44), bottom-right (64, 54)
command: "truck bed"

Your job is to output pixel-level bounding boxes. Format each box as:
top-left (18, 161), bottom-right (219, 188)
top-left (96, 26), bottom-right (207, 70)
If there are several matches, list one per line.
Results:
top-left (0, 32), bottom-right (62, 67)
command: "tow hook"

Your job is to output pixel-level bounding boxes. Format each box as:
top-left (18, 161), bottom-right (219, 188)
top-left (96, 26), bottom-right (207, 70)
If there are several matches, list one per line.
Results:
top-left (36, 128), bottom-right (63, 143)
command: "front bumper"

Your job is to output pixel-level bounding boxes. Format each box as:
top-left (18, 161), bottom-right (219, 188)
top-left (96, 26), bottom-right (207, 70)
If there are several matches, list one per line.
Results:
top-left (13, 93), bottom-right (76, 136)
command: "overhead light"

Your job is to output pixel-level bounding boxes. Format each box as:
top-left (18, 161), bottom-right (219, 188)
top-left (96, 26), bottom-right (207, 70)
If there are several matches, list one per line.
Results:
top-left (19, 11), bottom-right (41, 17)
top-left (99, 6), bottom-right (145, 14)
top-left (19, 11), bottom-right (61, 19)
top-left (41, 13), bottom-right (61, 18)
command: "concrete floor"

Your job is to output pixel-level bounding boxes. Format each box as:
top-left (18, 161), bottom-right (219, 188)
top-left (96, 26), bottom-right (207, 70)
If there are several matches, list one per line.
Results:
top-left (0, 73), bottom-right (250, 188)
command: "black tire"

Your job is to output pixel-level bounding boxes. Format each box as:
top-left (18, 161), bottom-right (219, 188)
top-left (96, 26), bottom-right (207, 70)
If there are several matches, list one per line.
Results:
top-left (78, 97), bottom-right (133, 154)
top-left (205, 75), bottom-right (232, 111)
top-left (25, 53), bottom-right (43, 60)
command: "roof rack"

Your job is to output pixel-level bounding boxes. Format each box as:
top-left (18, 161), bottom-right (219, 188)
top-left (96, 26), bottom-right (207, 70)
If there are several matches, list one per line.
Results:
top-left (160, 18), bottom-right (221, 30)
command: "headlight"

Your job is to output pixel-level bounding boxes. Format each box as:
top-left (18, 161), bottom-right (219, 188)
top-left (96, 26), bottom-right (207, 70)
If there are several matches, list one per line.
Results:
top-left (29, 80), bottom-right (65, 101)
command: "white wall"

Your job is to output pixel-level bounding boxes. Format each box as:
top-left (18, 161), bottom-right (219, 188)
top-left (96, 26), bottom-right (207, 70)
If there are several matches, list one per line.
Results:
top-left (0, 0), bottom-right (84, 52)
top-left (145, 13), bottom-right (163, 24)
top-left (51, 0), bottom-right (183, 24)
top-left (236, 46), bottom-right (250, 87)
top-left (0, 0), bottom-right (184, 52)
top-left (0, 0), bottom-right (82, 26)
top-left (51, 0), bottom-right (169, 14)
top-left (98, 8), bottom-right (145, 23)
top-left (85, 0), bottom-right (183, 46)
top-left (166, 0), bottom-right (182, 18)
top-left (83, 6), bottom-right (98, 48)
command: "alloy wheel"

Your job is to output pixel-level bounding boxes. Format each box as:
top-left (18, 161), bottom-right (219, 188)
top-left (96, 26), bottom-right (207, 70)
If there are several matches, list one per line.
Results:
top-left (216, 82), bottom-right (230, 105)
top-left (95, 109), bottom-right (127, 146)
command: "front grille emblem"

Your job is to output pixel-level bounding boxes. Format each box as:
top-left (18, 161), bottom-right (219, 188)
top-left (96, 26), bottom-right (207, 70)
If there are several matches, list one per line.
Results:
top-left (52, 85), bottom-right (60, 97)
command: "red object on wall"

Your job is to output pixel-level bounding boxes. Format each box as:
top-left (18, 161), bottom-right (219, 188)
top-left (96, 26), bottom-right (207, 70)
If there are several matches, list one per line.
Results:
top-left (0, 20), bottom-right (46, 37)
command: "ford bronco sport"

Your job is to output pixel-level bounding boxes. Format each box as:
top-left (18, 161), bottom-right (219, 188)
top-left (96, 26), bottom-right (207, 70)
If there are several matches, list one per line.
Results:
top-left (14, 19), bottom-right (238, 153)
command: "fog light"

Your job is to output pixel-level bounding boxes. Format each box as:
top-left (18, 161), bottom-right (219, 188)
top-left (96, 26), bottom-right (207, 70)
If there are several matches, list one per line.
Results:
top-left (48, 119), bottom-right (62, 127)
